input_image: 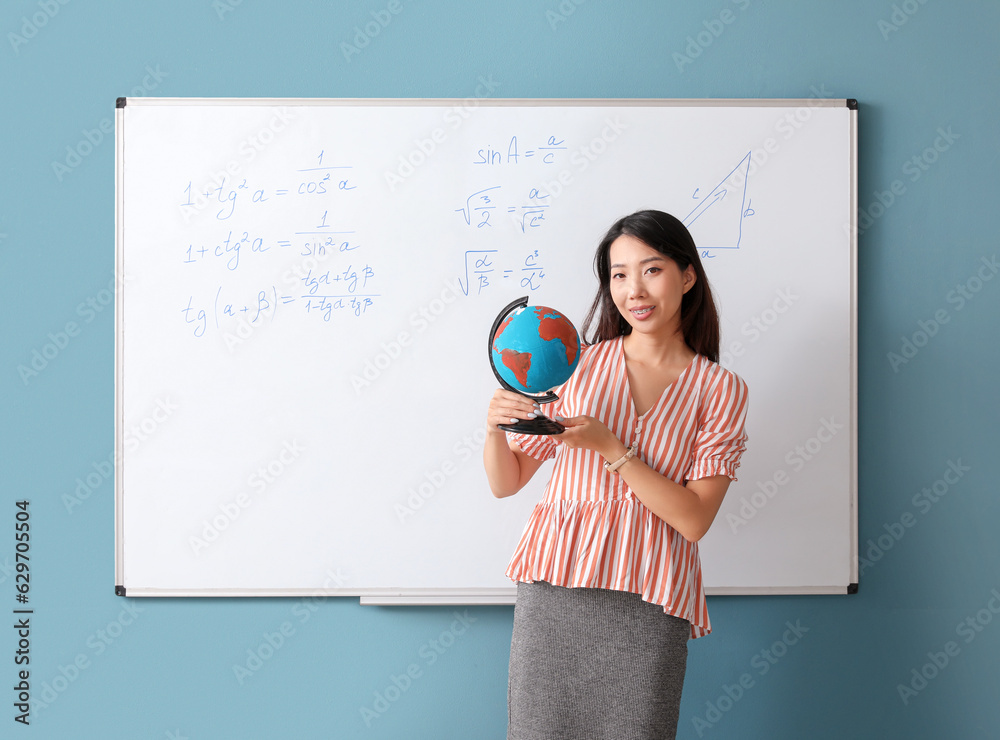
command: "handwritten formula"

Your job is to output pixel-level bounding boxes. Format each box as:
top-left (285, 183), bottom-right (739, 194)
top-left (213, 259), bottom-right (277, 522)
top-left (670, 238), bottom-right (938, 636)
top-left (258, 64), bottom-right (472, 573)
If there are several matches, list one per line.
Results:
top-left (175, 151), bottom-right (378, 338)
top-left (453, 133), bottom-right (566, 297)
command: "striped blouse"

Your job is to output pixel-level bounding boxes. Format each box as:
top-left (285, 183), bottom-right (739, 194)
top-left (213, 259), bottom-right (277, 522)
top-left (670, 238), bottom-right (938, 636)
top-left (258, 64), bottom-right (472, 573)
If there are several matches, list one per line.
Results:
top-left (506, 336), bottom-right (749, 639)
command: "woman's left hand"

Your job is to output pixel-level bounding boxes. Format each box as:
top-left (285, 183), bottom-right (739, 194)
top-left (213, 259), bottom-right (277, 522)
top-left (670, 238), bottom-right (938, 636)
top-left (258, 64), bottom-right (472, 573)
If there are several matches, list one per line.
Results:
top-left (556, 415), bottom-right (623, 459)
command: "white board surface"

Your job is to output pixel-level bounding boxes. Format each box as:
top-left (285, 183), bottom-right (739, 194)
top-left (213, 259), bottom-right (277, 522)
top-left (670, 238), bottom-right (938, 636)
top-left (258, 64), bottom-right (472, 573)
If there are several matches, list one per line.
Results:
top-left (115, 98), bottom-right (857, 598)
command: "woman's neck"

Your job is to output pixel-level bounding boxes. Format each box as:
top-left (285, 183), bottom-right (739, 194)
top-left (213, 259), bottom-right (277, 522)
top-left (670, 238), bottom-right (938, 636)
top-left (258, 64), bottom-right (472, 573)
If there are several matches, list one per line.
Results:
top-left (622, 330), bottom-right (694, 368)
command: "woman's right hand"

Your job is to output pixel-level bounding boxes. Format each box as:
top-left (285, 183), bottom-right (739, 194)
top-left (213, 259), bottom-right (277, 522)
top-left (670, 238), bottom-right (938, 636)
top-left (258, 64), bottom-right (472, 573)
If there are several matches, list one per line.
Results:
top-left (486, 389), bottom-right (541, 435)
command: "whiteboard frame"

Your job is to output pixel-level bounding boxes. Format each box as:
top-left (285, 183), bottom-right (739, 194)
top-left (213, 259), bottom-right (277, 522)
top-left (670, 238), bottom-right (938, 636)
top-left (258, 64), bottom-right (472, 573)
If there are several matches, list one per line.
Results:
top-left (114, 97), bottom-right (858, 600)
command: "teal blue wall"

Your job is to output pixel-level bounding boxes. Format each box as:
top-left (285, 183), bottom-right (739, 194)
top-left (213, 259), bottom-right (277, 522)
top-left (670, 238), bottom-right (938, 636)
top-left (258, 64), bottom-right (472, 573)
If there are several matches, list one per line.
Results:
top-left (2, 1), bottom-right (998, 737)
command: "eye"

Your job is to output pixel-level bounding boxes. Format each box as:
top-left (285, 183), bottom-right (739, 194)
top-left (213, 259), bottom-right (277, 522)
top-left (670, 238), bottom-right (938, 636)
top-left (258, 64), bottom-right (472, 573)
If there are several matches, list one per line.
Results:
top-left (645, 266), bottom-right (661, 275)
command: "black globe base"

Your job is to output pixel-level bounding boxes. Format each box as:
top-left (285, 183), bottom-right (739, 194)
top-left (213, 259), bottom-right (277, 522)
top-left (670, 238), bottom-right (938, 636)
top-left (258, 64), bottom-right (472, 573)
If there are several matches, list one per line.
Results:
top-left (498, 414), bottom-right (565, 435)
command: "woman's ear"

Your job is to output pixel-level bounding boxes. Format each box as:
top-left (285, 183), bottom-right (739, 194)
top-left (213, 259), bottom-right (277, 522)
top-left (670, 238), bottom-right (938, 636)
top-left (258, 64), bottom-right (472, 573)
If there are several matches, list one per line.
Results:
top-left (682, 264), bottom-right (697, 294)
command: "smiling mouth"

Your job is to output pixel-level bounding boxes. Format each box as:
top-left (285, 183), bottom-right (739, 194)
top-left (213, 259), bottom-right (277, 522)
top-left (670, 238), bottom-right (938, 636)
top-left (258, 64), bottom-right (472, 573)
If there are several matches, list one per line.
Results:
top-left (630, 306), bottom-right (653, 316)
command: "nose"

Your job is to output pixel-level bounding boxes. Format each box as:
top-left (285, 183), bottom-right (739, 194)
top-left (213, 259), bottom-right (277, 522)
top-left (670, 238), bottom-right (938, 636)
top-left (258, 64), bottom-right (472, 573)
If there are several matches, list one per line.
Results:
top-left (626, 274), bottom-right (645, 298)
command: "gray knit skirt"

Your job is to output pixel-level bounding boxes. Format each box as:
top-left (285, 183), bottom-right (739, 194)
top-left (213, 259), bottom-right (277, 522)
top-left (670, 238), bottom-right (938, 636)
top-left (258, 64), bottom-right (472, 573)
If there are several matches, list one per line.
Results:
top-left (508, 581), bottom-right (690, 740)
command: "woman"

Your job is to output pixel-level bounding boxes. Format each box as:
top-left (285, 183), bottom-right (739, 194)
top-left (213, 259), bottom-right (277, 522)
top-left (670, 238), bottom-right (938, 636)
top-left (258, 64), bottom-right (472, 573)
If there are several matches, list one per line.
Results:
top-left (484, 210), bottom-right (750, 739)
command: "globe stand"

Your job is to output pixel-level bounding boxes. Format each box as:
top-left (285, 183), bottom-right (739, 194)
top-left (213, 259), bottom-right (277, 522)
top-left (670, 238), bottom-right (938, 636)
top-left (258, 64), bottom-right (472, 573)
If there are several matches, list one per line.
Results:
top-left (488, 296), bottom-right (566, 436)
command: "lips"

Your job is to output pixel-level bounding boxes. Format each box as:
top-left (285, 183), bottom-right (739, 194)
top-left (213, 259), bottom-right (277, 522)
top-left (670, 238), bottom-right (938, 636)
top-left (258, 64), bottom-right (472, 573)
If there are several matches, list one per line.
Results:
top-left (629, 305), bottom-right (654, 320)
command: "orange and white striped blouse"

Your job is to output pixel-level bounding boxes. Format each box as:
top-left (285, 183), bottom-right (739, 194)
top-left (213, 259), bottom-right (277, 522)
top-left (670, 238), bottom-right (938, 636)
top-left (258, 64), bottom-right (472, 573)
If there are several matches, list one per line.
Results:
top-left (506, 336), bottom-right (749, 639)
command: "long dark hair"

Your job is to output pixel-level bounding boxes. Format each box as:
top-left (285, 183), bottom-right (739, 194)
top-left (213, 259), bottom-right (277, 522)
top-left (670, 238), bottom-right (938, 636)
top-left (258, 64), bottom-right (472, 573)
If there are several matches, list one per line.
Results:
top-left (581, 210), bottom-right (721, 362)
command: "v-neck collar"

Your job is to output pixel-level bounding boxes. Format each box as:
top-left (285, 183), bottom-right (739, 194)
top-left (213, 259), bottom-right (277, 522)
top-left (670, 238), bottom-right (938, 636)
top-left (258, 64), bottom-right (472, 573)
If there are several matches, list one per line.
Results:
top-left (618, 336), bottom-right (699, 419)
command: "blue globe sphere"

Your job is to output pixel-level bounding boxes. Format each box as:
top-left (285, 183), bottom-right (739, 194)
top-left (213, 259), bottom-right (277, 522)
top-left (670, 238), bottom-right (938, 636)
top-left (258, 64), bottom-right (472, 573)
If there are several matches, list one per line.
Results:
top-left (491, 305), bottom-right (581, 394)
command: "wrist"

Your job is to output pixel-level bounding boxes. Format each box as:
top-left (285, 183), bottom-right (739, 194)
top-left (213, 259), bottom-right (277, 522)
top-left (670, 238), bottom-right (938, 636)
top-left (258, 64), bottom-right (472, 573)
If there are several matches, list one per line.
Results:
top-left (600, 433), bottom-right (628, 462)
top-left (602, 442), bottom-right (628, 462)
top-left (604, 442), bottom-right (638, 473)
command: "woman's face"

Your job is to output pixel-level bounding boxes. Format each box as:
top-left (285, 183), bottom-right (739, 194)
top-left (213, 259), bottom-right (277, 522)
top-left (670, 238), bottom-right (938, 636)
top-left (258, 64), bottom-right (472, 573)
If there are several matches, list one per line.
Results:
top-left (608, 234), bottom-right (695, 338)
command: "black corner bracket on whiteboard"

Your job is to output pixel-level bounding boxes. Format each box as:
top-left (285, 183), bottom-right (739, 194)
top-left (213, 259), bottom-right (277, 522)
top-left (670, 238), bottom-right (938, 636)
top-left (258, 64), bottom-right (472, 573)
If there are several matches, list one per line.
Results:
top-left (847, 99), bottom-right (858, 110)
top-left (116, 97), bottom-right (127, 108)
top-left (848, 583), bottom-right (858, 594)
top-left (115, 585), bottom-right (126, 596)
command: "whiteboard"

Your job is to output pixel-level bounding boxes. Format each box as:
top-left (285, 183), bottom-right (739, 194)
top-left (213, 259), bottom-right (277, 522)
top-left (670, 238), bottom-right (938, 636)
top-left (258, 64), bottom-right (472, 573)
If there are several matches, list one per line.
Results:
top-left (114, 98), bottom-right (857, 599)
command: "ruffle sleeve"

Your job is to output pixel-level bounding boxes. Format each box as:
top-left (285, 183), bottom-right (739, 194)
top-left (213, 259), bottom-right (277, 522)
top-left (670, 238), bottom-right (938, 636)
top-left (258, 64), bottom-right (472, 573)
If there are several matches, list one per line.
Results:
top-left (686, 369), bottom-right (749, 482)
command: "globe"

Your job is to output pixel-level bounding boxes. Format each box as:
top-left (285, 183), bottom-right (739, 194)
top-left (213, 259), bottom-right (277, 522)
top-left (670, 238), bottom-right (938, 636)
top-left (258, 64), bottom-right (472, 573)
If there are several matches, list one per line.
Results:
top-left (490, 303), bottom-right (581, 395)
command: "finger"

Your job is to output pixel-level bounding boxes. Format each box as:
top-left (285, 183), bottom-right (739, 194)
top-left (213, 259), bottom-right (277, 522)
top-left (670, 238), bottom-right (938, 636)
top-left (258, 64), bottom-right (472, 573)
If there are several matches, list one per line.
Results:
top-left (493, 394), bottom-right (541, 418)
top-left (492, 399), bottom-right (540, 416)
top-left (488, 406), bottom-right (540, 427)
top-left (492, 389), bottom-right (540, 409)
top-left (487, 413), bottom-right (522, 430)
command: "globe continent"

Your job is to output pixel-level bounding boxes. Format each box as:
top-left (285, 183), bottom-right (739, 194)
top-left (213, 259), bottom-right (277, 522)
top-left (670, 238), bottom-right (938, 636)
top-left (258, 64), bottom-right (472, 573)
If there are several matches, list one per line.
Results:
top-left (491, 305), bottom-right (580, 394)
